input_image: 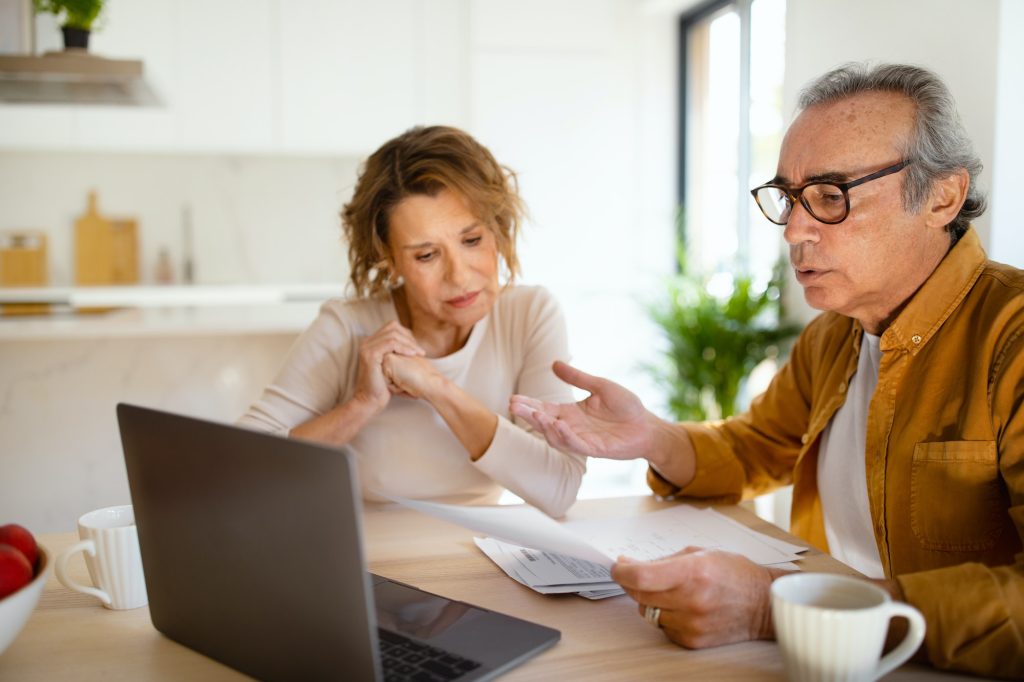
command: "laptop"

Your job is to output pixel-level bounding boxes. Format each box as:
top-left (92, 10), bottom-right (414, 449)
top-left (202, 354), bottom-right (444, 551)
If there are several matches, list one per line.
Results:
top-left (116, 403), bottom-right (560, 681)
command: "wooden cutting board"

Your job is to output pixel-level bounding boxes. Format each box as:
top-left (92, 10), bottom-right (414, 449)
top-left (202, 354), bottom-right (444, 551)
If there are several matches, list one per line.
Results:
top-left (75, 191), bottom-right (139, 285)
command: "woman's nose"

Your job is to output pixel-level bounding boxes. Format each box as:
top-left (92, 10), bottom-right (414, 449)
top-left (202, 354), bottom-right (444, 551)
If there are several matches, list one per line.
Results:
top-left (446, 255), bottom-right (470, 286)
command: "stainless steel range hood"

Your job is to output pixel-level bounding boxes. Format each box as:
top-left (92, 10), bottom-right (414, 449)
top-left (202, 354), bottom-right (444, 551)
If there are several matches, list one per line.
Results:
top-left (0, 52), bottom-right (159, 106)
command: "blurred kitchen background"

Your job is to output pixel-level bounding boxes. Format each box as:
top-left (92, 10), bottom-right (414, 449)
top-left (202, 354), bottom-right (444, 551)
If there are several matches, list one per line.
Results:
top-left (1, 0), bottom-right (1022, 532)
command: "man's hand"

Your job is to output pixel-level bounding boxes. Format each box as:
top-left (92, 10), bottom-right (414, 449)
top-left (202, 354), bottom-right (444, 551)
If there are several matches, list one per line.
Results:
top-left (509, 361), bottom-right (658, 461)
top-left (612, 547), bottom-right (782, 649)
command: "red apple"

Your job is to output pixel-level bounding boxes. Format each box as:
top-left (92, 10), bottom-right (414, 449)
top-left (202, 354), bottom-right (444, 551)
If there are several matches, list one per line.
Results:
top-left (0, 543), bottom-right (33, 599)
top-left (0, 522), bottom-right (37, 565)
top-left (0, 523), bottom-right (38, 568)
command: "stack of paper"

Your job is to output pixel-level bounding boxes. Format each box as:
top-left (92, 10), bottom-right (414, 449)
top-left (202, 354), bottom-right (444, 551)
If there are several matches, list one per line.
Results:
top-left (472, 537), bottom-right (623, 599)
top-left (387, 496), bottom-right (806, 600)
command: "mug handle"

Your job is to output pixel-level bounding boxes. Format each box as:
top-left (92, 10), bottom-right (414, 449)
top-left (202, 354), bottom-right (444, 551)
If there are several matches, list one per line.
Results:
top-left (875, 602), bottom-right (926, 679)
top-left (54, 539), bottom-right (112, 606)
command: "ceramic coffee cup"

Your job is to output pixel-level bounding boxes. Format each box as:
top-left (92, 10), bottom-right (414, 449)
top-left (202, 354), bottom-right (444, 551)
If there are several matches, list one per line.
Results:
top-left (771, 573), bottom-right (925, 682)
top-left (54, 505), bottom-right (148, 610)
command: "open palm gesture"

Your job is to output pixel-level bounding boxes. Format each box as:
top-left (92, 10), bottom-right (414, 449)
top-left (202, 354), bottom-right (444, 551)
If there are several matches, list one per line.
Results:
top-left (509, 361), bottom-right (657, 461)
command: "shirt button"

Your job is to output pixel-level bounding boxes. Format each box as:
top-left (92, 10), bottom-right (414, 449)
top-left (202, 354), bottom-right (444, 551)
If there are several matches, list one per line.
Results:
top-left (839, 381), bottom-right (847, 393)
top-left (911, 334), bottom-right (922, 344)
top-left (801, 433), bottom-right (810, 444)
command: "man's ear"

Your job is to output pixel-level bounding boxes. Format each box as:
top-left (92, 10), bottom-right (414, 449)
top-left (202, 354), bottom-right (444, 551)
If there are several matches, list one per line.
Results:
top-left (924, 168), bottom-right (969, 229)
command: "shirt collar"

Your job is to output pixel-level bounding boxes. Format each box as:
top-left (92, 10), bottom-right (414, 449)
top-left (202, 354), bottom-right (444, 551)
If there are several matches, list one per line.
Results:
top-left (881, 227), bottom-right (987, 354)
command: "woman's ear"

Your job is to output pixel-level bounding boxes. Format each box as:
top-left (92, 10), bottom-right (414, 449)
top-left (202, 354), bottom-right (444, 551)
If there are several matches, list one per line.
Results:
top-left (924, 168), bottom-right (969, 229)
top-left (384, 261), bottom-right (403, 289)
top-left (374, 252), bottom-right (399, 288)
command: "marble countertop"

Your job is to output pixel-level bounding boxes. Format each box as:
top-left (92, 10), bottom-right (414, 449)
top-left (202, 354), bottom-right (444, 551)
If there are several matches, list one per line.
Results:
top-left (0, 284), bottom-right (343, 306)
top-left (0, 302), bottom-right (324, 340)
top-left (0, 284), bottom-right (339, 340)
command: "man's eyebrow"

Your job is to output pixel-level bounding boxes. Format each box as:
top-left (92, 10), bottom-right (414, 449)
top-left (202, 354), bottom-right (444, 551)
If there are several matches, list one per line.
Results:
top-left (771, 170), bottom-right (849, 186)
top-left (401, 222), bottom-right (480, 250)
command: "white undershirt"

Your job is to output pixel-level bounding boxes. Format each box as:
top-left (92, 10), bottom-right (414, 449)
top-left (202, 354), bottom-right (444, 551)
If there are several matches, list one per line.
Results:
top-left (817, 331), bottom-right (885, 578)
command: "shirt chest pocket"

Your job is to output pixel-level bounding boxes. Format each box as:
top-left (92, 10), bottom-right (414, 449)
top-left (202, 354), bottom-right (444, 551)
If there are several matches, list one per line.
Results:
top-left (910, 441), bottom-right (1004, 552)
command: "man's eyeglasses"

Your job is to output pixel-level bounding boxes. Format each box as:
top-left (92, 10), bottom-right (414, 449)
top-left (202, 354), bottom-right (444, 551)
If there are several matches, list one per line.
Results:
top-left (750, 159), bottom-right (912, 225)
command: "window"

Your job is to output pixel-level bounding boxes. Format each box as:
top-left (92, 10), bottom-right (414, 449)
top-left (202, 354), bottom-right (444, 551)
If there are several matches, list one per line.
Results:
top-left (678, 0), bottom-right (793, 527)
top-left (680, 0), bottom-right (787, 281)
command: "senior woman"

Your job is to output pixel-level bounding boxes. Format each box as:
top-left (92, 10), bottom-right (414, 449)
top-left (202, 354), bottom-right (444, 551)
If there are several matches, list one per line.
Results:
top-left (240, 126), bottom-right (584, 517)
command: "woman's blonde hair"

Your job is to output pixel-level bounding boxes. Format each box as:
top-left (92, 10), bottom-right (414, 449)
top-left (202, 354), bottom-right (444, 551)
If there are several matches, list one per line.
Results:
top-left (342, 126), bottom-right (525, 297)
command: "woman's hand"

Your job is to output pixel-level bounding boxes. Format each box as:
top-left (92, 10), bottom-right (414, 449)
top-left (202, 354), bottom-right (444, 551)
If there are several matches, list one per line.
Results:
top-left (351, 321), bottom-right (425, 412)
top-left (382, 353), bottom-right (445, 400)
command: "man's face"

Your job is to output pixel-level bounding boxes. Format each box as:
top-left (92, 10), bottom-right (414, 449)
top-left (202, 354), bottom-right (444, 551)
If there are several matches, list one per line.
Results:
top-left (775, 92), bottom-right (943, 332)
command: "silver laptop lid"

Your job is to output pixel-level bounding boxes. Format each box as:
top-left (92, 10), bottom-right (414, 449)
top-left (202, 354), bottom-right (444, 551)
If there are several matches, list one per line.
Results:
top-left (117, 403), bottom-right (381, 681)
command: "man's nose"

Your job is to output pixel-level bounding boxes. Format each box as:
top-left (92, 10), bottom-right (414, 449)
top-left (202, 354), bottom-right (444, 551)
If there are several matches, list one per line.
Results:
top-left (782, 200), bottom-right (822, 246)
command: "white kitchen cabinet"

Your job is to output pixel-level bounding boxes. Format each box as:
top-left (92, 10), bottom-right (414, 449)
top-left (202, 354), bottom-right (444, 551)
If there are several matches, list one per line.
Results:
top-left (173, 0), bottom-right (276, 152)
top-left (278, 0), bottom-right (469, 155)
top-left (0, 104), bottom-right (75, 149)
top-left (0, 0), bottom-right (469, 155)
top-left (279, 0), bottom-right (418, 155)
top-left (420, 0), bottom-right (470, 130)
top-left (73, 0), bottom-right (177, 151)
top-left (471, 0), bottom-right (616, 51)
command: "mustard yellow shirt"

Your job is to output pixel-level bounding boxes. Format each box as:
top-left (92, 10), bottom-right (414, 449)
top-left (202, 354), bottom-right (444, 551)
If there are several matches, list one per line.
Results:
top-left (649, 229), bottom-right (1024, 677)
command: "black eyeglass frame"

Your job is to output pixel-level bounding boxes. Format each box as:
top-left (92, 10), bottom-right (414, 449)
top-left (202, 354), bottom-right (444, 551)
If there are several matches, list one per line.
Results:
top-left (750, 159), bottom-right (913, 225)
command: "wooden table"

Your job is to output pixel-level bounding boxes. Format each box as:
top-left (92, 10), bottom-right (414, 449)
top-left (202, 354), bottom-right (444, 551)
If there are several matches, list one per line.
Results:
top-left (0, 496), bottom-right (966, 681)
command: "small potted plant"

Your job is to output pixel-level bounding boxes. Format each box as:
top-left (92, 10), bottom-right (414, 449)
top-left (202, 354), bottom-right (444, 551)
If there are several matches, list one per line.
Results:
top-left (32, 0), bottom-right (105, 51)
top-left (646, 208), bottom-right (800, 420)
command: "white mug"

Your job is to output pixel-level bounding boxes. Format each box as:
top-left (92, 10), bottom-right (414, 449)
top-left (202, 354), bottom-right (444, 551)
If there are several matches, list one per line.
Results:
top-left (771, 573), bottom-right (925, 682)
top-left (55, 505), bottom-right (148, 610)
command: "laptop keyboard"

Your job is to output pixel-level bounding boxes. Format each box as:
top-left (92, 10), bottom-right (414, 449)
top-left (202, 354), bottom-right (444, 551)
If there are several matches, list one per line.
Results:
top-left (378, 628), bottom-right (483, 681)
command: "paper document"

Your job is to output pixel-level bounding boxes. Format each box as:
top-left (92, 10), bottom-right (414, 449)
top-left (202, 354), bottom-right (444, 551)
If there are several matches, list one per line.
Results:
top-left (567, 505), bottom-right (804, 567)
top-left (386, 495), bottom-right (613, 567)
top-left (472, 537), bottom-right (622, 599)
top-left (388, 496), bottom-right (806, 599)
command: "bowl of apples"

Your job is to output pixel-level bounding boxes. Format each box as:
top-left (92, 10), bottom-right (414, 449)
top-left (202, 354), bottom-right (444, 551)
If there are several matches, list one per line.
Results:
top-left (0, 524), bottom-right (47, 656)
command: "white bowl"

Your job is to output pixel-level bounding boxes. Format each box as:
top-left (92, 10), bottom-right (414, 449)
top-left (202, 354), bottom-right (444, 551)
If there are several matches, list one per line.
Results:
top-left (0, 545), bottom-right (49, 656)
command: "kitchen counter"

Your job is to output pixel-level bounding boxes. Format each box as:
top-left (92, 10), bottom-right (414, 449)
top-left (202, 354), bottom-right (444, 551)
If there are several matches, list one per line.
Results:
top-left (0, 283), bottom-right (342, 307)
top-left (0, 304), bottom-right (323, 340)
top-left (0, 284), bottom-right (341, 340)
top-left (1, 305), bottom-right (308, 531)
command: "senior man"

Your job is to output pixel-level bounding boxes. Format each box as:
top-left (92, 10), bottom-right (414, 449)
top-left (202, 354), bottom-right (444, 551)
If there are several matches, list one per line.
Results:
top-left (511, 62), bottom-right (1022, 678)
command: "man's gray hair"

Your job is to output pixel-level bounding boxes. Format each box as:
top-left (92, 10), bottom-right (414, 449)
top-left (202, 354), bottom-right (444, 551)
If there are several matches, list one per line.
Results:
top-left (798, 62), bottom-right (985, 243)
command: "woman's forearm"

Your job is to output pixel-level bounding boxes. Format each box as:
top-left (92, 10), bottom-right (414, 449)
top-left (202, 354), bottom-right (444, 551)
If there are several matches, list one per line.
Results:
top-left (289, 395), bottom-right (380, 445)
top-left (421, 376), bottom-right (498, 460)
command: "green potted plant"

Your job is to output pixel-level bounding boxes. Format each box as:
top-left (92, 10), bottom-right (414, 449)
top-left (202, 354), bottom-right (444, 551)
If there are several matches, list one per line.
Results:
top-left (33, 0), bottom-right (104, 51)
top-left (648, 246), bottom-right (800, 422)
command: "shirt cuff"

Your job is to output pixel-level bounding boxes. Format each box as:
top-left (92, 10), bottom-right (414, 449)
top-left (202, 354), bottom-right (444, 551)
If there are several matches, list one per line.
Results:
top-left (896, 562), bottom-right (1023, 676)
top-left (643, 422), bottom-right (745, 503)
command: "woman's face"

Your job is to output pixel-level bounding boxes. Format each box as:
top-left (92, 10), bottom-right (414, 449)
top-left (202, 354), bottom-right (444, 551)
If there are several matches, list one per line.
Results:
top-left (387, 189), bottom-right (500, 331)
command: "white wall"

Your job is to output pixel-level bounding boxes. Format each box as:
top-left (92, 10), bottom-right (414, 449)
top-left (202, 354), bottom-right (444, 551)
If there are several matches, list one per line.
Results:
top-left (467, 0), bottom-right (678, 408)
top-left (781, 0), bottom-right (1011, 322)
top-left (990, 0), bottom-right (1024, 267)
top-left (466, 0), bottom-right (679, 497)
